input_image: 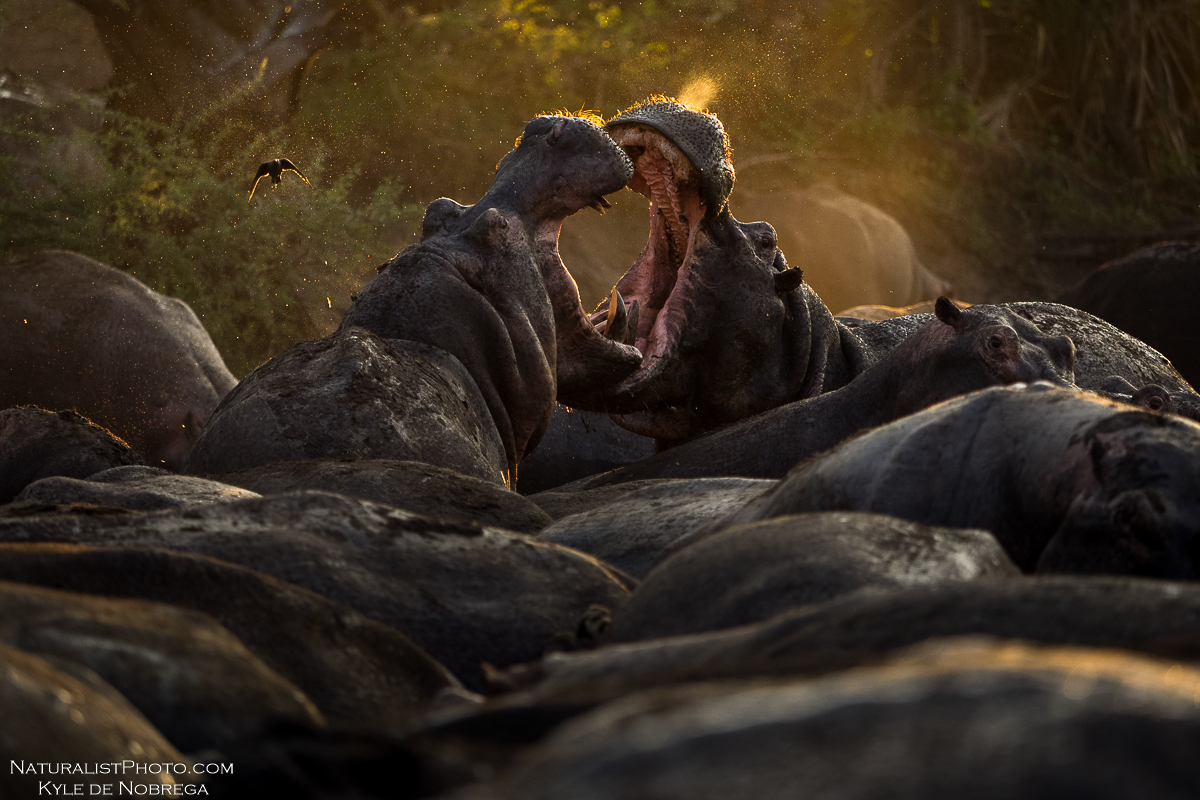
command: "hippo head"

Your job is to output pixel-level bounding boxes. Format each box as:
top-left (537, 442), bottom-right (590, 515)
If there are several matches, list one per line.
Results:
top-left (888, 297), bottom-right (1077, 417)
top-left (569, 98), bottom-right (853, 443)
top-left (1037, 412), bottom-right (1200, 578)
top-left (342, 114), bottom-right (642, 476)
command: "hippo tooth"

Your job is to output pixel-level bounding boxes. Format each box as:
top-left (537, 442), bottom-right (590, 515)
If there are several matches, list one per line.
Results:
top-left (623, 301), bottom-right (640, 347)
top-left (587, 196), bottom-right (613, 214)
top-left (604, 290), bottom-right (628, 342)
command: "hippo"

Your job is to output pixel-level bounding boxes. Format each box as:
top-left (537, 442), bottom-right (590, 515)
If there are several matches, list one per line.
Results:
top-left (1, 643), bottom-right (188, 797)
top-left (1056, 241), bottom-right (1200, 388)
top-left (557, 298), bottom-right (1076, 487)
top-left (850, 300), bottom-right (1194, 392)
top-left (1, 250), bottom-right (238, 470)
top-left (607, 512), bottom-right (1018, 642)
top-left (0, 491), bottom-right (633, 692)
top-left (0, 543), bottom-right (459, 728)
top-left (0, 406), bottom-right (144, 503)
top-left (564, 99), bottom-right (865, 446)
top-left (474, 575), bottom-right (1200, 716)
top-left (0, 579), bottom-right (322, 752)
top-left (453, 639), bottom-right (1200, 800)
top-left (534, 477), bottom-right (773, 578)
top-left (734, 184), bottom-right (951, 314)
top-left (1097, 375), bottom-right (1200, 422)
top-left (16, 465), bottom-right (261, 511)
top-left (183, 327), bottom-right (513, 483)
top-left (209, 458), bottom-right (553, 533)
top-left (340, 114), bottom-right (642, 476)
top-left (721, 382), bottom-right (1200, 576)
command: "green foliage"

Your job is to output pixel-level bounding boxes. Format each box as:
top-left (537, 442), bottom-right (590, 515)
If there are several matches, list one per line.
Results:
top-left (1, 98), bottom-right (419, 377)
top-left (5, 0), bottom-right (1199, 375)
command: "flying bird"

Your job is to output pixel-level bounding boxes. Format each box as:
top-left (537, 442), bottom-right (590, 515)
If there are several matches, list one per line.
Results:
top-left (248, 158), bottom-right (312, 201)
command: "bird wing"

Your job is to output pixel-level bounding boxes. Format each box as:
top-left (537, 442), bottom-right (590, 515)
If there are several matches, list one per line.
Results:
top-left (278, 158), bottom-right (313, 187)
top-left (248, 162), bottom-right (273, 201)
top-left (248, 173), bottom-right (269, 201)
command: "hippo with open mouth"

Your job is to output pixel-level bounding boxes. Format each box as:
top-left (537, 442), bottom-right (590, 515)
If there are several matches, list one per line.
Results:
top-left (340, 114), bottom-right (644, 474)
top-left (571, 99), bottom-right (865, 445)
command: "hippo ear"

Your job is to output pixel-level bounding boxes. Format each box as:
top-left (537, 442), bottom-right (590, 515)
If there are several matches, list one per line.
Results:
top-left (774, 267), bottom-right (804, 294)
top-left (547, 117), bottom-right (570, 145)
top-left (464, 208), bottom-right (511, 250)
top-left (422, 198), bottom-right (470, 240)
top-left (934, 296), bottom-right (962, 328)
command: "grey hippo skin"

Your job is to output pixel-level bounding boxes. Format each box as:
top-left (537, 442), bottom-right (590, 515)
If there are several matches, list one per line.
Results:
top-left (0, 491), bottom-right (633, 692)
top-left (0, 406), bottom-right (144, 503)
top-left (721, 382), bottom-right (1200, 576)
top-left (565, 99), bottom-right (865, 446)
top-left (17, 464), bottom-right (260, 511)
top-left (478, 575), bottom-right (1200, 708)
top-left (210, 458), bottom-right (552, 533)
top-left (608, 512), bottom-right (1018, 642)
top-left (535, 477), bottom-right (773, 579)
top-left (453, 639), bottom-right (1200, 800)
top-left (0, 250), bottom-right (238, 470)
top-left (0, 543), bottom-right (459, 728)
top-left (0, 643), bottom-right (187, 797)
top-left (0, 580), bottom-right (321, 753)
top-left (852, 300), bottom-right (1194, 393)
top-left (340, 114), bottom-right (642, 476)
top-left (1057, 242), bottom-right (1200, 388)
top-left (183, 328), bottom-right (511, 483)
top-left (562, 297), bottom-right (1075, 486)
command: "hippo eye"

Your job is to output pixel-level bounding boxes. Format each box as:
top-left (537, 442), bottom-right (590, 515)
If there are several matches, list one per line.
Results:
top-left (1148, 396), bottom-right (1166, 411)
top-left (758, 231), bottom-right (776, 250)
top-left (989, 334), bottom-right (1005, 350)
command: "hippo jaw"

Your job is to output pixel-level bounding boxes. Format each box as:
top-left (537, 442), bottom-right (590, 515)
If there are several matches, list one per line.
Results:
top-left (572, 119), bottom-right (798, 441)
top-left (506, 115), bottom-right (644, 405)
top-left (497, 114), bottom-right (635, 223)
top-left (457, 113), bottom-right (646, 426)
top-left (594, 123), bottom-right (706, 359)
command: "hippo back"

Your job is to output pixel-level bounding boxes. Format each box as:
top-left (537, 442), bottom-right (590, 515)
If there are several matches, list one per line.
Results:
top-left (0, 250), bottom-right (237, 469)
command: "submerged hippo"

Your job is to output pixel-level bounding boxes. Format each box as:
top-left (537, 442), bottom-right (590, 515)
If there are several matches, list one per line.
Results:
top-left (341, 114), bottom-right (642, 475)
top-left (722, 382), bottom-right (1200, 577)
top-left (0, 250), bottom-right (237, 470)
top-left (566, 99), bottom-right (865, 446)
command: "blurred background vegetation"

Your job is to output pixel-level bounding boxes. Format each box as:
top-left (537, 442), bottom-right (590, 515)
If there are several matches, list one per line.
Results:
top-left (2, 0), bottom-right (1199, 375)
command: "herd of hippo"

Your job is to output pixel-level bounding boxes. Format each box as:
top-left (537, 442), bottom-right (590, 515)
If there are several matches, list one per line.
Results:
top-left (4, 98), bottom-right (1200, 797)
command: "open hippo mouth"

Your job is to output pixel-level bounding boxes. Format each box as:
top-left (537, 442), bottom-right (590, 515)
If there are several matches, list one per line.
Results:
top-left (585, 102), bottom-right (736, 415)
top-left (566, 99), bottom-right (855, 445)
top-left (589, 123), bottom-right (706, 360)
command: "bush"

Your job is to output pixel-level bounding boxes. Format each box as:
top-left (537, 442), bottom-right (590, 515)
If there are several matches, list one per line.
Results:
top-left (5, 0), bottom-right (1198, 363)
top-left (0, 92), bottom-right (420, 377)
